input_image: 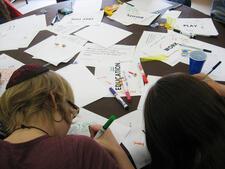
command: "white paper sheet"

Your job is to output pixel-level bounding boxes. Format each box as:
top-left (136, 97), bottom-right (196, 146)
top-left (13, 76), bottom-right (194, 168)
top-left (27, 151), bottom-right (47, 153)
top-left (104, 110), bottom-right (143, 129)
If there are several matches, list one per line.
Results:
top-left (135, 31), bottom-right (190, 66)
top-left (109, 3), bottom-right (159, 26)
top-left (122, 128), bottom-right (151, 169)
top-left (46, 22), bottom-right (85, 35)
top-left (161, 10), bottom-right (181, 19)
top-left (95, 61), bottom-right (144, 97)
top-left (75, 43), bottom-right (136, 67)
top-left (116, 109), bottom-right (145, 130)
top-left (60, 10), bottom-right (104, 26)
top-left (25, 35), bottom-right (87, 66)
top-left (73, 0), bottom-right (102, 12)
top-left (74, 22), bottom-right (132, 48)
top-left (174, 18), bottom-right (219, 37)
top-left (0, 54), bottom-right (24, 96)
top-left (0, 15), bottom-right (46, 51)
top-left (56, 64), bottom-right (108, 107)
top-left (129, 0), bottom-right (172, 13)
top-left (68, 108), bottom-right (130, 143)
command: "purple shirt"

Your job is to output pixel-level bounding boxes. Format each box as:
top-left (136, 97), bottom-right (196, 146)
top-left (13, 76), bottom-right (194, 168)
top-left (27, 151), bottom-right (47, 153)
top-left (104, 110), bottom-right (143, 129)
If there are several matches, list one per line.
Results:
top-left (0, 135), bottom-right (120, 169)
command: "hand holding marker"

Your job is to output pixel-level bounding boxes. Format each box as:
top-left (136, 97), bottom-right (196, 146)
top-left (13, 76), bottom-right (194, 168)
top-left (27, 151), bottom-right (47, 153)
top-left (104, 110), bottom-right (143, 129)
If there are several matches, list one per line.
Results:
top-left (94, 115), bottom-right (117, 138)
top-left (203, 61), bottom-right (222, 80)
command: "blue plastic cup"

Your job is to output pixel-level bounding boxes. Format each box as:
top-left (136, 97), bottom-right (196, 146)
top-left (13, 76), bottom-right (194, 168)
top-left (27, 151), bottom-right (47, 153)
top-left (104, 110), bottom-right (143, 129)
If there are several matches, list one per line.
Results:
top-left (189, 51), bottom-right (207, 75)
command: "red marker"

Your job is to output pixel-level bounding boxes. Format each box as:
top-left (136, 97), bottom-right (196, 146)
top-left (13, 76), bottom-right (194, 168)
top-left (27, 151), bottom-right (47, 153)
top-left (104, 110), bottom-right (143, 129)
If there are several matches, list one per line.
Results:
top-left (138, 63), bottom-right (148, 84)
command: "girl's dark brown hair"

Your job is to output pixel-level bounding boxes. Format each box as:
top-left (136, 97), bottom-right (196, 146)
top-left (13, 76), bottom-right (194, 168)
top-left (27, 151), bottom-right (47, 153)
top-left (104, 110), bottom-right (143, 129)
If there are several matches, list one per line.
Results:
top-left (144, 73), bottom-right (225, 169)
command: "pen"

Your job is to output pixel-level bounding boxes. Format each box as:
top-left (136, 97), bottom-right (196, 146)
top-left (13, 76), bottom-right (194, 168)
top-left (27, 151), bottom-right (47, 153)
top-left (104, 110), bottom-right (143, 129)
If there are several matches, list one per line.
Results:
top-left (121, 71), bottom-right (132, 102)
top-left (109, 87), bottom-right (129, 110)
top-left (203, 61), bottom-right (222, 80)
top-left (94, 115), bottom-right (117, 138)
top-left (179, 43), bottom-right (212, 53)
top-left (169, 3), bottom-right (183, 10)
top-left (138, 63), bottom-right (148, 84)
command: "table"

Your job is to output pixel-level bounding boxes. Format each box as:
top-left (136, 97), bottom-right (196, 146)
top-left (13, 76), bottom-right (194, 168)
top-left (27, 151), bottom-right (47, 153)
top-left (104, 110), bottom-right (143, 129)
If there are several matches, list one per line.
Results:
top-left (1, 0), bottom-right (225, 118)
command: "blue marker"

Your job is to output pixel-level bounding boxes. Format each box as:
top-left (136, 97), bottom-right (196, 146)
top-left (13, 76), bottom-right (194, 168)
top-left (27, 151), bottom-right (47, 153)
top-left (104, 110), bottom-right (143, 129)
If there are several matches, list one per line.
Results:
top-left (109, 87), bottom-right (129, 110)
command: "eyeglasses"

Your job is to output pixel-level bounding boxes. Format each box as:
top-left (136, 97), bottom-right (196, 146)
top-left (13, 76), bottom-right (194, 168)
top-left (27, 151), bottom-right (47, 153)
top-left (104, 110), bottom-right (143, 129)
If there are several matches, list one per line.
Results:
top-left (67, 100), bottom-right (79, 119)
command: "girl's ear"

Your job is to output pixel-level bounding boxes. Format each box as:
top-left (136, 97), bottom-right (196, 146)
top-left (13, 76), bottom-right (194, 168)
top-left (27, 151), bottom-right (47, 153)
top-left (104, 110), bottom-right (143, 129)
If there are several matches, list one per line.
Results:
top-left (49, 91), bottom-right (57, 111)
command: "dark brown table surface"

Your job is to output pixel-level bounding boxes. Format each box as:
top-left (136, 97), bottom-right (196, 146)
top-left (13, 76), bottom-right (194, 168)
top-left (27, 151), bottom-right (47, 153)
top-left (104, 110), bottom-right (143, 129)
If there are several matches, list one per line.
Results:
top-left (0, 0), bottom-right (224, 119)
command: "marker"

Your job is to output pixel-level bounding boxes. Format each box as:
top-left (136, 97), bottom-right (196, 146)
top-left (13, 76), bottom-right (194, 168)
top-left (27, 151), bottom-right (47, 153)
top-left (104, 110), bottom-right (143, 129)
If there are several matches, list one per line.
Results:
top-left (173, 29), bottom-right (196, 38)
top-left (125, 2), bottom-right (134, 7)
top-left (51, 13), bottom-right (60, 25)
top-left (138, 63), bottom-right (148, 84)
top-left (94, 115), bottom-right (116, 138)
top-left (121, 71), bottom-right (132, 102)
top-left (203, 61), bottom-right (222, 80)
top-left (109, 87), bottom-right (129, 110)
top-left (179, 43), bottom-right (212, 53)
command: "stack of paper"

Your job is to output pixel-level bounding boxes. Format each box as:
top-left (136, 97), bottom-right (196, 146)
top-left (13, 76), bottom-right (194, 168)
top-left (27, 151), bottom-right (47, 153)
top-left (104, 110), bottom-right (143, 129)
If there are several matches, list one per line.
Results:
top-left (109, 3), bottom-right (159, 26)
top-left (68, 108), bottom-right (130, 144)
top-left (56, 64), bottom-right (108, 107)
top-left (74, 22), bottom-right (132, 48)
top-left (174, 18), bottom-right (219, 37)
top-left (0, 54), bottom-right (24, 96)
top-left (25, 35), bottom-right (87, 66)
top-left (0, 15), bottom-right (46, 51)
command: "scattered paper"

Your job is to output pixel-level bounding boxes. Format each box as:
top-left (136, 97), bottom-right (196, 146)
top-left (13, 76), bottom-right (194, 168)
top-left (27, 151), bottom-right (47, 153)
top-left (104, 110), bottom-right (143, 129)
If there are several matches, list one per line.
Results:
top-left (161, 10), bottom-right (181, 19)
top-left (135, 31), bottom-right (190, 66)
top-left (59, 10), bottom-right (104, 26)
top-left (109, 3), bottom-right (159, 26)
top-left (68, 108), bottom-right (130, 143)
top-left (95, 61), bottom-right (144, 97)
top-left (128, 0), bottom-right (172, 13)
top-left (25, 35), bottom-right (87, 66)
top-left (0, 15), bottom-right (46, 51)
top-left (75, 43), bottom-right (136, 67)
top-left (73, 0), bottom-right (102, 12)
top-left (46, 22), bottom-right (85, 35)
top-left (74, 22), bottom-right (132, 48)
top-left (116, 109), bottom-right (144, 130)
top-left (0, 54), bottom-right (24, 96)
top-left (122, 128), bottom-right (151, 169)
top-left (174, 18), bottom-right (219, 36)
top-left (56, 64), bottom-right (108, 107)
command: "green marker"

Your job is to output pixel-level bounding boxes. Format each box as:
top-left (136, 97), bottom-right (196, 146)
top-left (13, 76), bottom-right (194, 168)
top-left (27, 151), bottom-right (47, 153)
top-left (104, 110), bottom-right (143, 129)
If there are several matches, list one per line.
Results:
top-left (94, 115), bottom-right (116, 138)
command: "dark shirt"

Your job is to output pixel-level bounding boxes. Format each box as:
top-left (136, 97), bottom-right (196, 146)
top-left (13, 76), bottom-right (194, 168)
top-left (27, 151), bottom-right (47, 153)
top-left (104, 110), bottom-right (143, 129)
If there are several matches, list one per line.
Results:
top-left (0, 135), bottom-right (119, 169)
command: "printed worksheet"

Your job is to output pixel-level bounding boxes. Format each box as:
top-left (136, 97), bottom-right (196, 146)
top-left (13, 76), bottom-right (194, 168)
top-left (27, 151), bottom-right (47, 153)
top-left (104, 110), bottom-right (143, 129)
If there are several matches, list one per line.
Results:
top-left (75, 43), bottom-right (136, 67)
top-left (109, 3), bottom-right (159, 26)
top-left (174, 18), bottom-right (219, 36)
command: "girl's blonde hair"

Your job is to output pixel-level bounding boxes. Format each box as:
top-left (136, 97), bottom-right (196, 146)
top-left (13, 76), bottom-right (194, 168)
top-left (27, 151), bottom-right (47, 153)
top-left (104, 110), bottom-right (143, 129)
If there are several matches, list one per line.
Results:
top-left (0, 71), bottom-right (74, 134)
